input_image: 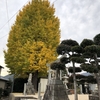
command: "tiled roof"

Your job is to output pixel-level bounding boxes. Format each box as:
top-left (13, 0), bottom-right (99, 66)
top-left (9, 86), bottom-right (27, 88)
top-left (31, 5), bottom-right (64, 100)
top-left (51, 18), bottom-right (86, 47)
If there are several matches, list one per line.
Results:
top-left (3, 74), bottom-right (14, 82)
top-left (0, 74), bottom-right (14, 82)
top-left (0, 76), bottom-right (9, 81)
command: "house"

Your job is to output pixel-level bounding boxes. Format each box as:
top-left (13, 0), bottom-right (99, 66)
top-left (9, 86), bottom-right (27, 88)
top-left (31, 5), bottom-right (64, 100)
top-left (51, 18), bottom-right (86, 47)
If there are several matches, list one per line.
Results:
top-left (0, 65), bottom-right (7, 89)
top-left (0, 65), bottom-right (14, 92)
top-left (0, 76), bottom-right (9, 89)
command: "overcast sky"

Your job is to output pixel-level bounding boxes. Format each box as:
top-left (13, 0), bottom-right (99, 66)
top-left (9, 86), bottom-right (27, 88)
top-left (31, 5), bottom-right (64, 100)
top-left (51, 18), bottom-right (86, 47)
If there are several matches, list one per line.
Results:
top-left (0, 0), bottom-right (100, 76)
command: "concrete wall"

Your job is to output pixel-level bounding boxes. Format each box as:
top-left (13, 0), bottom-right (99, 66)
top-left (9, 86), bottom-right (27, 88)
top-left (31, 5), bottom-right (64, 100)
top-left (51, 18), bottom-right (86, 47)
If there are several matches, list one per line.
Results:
top-left (40, 78), bottom-right (47, 92)
top-left (0, 80), bottom-right (6, 89)
top-left (89, 84), bottom-right (97, 92)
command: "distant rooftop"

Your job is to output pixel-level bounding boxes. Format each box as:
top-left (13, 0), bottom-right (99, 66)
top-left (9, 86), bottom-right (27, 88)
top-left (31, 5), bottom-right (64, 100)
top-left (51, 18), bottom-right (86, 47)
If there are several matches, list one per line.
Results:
top-left (3, 74), bottom-right (14, 82)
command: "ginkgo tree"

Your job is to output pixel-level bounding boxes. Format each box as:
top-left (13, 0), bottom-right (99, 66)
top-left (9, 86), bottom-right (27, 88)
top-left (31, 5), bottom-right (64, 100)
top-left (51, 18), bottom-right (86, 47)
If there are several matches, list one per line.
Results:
top-left (4, 0), bottom-right (60, 90)
top-left (20, 41), bottom-right (57, 76)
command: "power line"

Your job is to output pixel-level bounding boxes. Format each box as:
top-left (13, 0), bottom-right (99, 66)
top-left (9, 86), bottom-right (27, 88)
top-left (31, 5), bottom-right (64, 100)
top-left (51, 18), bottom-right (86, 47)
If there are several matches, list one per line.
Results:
top-left (0, 0), bottom-right (30, 39)
top-left (6, 0), bottom-right (10, 30)
top-left (0, 0), bottom-right (58, 40)
top-left (52, 0), bottom-right (58, 4)
top-left (0, 0), bottom-right (10, 40)
top-left (0, 34), bottom-right (8, 39)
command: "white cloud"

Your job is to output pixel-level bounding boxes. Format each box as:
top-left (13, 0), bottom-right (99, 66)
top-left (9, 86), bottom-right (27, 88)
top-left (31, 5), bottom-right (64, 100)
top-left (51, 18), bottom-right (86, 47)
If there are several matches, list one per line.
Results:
top-left (53, 0), bottom-right (100, 43)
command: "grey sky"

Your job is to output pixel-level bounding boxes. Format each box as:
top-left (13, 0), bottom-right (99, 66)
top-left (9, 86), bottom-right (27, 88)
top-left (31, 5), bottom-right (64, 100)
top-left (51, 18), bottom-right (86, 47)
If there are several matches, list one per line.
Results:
top-left (0, 0), bottom-right (100, 75)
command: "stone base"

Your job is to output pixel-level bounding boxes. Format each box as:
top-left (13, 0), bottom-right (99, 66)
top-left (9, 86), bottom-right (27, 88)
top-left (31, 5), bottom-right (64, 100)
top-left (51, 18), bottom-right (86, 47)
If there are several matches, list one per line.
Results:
top-left (9, 93), bottom-right (38, 100)
top-left (26, 84), bottom-right (35, 95)
top-left (43, 79), bottom-right (69, 100)
top-left (89, 95), bottom-right (99, 100)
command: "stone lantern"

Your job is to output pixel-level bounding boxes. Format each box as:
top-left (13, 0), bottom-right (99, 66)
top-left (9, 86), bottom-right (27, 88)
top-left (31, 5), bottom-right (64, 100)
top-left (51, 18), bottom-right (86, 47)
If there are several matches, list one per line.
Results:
top-left (62, 74), bottom-right (69, 89)
top-left (84, 82), bottom-right (88, 94)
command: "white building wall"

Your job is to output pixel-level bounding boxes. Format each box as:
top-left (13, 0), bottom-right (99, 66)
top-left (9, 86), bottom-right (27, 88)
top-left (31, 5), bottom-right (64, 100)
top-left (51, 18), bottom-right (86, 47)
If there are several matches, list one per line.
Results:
top-left (0, 81), bottom-right (5, 89)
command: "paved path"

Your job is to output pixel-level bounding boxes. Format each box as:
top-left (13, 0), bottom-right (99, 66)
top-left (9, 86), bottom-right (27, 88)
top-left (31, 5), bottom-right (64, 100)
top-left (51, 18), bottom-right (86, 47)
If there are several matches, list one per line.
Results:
top-left (9, 93), bottom-right (89, 100)
top-left (39, 93), bottom-right (89, 100)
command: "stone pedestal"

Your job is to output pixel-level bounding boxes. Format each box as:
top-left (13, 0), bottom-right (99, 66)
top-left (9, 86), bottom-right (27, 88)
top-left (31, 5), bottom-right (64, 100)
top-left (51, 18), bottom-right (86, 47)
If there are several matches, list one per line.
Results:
top-left (43, 79), bottom-right (69, 100)
top-left (26, 82), bottom-right (35, 95)
top-left (89, 95), bottom-right (99, 100)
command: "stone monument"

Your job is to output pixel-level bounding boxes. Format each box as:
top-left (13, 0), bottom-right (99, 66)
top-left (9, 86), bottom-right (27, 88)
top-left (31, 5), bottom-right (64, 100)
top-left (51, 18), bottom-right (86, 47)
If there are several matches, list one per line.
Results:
top-left (43, 62), bottom-right (69, 100)
top-left (62, 74), bottom-right (68, 90)
top-left (89, 84), bottom-right (99, 100)
top-left (23, 73), bottom-right (35, 95)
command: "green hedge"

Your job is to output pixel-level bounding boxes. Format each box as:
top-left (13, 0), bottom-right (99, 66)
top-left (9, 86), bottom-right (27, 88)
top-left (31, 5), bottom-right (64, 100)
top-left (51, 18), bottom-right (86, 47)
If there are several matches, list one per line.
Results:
top-left (0, 88), bottom-right (10, 98)
top-left (13, 78), bottom-right (27, 92)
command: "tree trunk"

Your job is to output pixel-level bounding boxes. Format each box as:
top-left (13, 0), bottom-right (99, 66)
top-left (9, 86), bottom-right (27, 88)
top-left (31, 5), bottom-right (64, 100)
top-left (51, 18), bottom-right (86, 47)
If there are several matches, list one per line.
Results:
top-left (72, 62), bottom-right (78, 100)
top-left (32, 71), bottom-right (38, 92)
top-left (95, 73), bottom-right (100, 100)
top-left (94, 54), bottom-right (100, 100)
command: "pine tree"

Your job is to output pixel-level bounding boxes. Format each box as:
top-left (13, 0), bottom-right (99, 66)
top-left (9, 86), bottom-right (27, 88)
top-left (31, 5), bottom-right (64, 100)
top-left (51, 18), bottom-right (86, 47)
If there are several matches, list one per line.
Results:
top-left (80, 34), bottom-right (100, 100)
top-left (56, 39), bottom-right (84, 100)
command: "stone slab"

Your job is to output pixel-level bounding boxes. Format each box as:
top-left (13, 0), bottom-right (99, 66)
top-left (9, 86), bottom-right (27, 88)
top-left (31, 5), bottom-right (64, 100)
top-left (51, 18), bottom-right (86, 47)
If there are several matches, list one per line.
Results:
top-left (9, 93), bottom-right (38, 100)
top-left (89, 95), bottom-right (99, 100)
top-left (68, 94), bottom-right (89, 100)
